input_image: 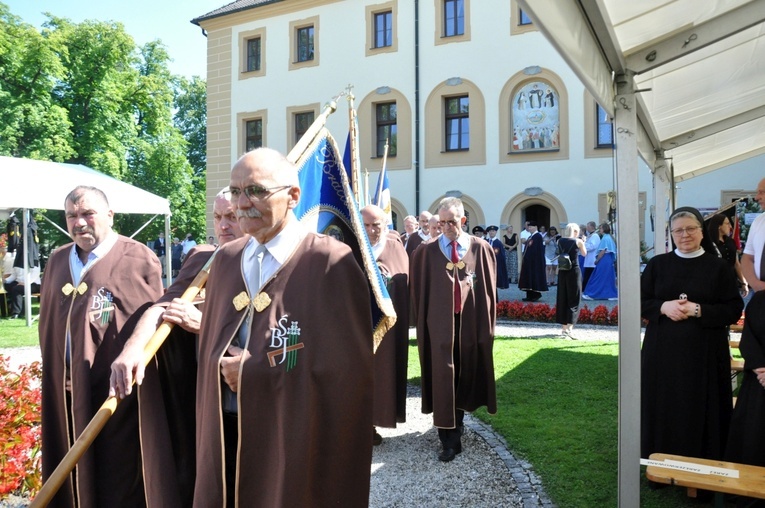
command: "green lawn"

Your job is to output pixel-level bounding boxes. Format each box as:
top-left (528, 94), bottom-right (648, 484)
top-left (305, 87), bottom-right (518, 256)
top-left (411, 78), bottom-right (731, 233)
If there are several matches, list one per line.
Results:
top-left (408, 336), bottom-right (709, 508)
top-left (0, 303), bottom-right (40, 348)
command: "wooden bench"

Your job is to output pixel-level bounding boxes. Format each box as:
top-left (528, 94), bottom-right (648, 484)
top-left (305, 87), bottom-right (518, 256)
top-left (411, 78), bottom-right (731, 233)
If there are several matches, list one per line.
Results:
top-left (646, 453), bottom-right (765, 507)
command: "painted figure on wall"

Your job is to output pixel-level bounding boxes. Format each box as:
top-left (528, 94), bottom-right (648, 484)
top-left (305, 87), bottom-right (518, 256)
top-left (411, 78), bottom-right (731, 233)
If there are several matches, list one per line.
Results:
top-left (511, 80), bottom-right (560, 154)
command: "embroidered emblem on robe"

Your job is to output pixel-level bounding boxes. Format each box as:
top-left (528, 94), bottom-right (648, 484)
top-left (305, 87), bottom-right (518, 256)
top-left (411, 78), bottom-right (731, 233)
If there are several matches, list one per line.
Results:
top-left (267, 315), bottom-right (303, 371)
top-left (88, 287), bottom-right (115, 325)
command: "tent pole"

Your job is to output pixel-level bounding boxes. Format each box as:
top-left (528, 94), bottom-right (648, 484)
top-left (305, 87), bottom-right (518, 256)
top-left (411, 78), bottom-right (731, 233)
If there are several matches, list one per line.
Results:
top-left (164, 214), bottom-right (171, 287)
top-left (127, 214), bottom-right (160, 239)
top-left (614, 72), bottom-right (642, 507)
top-left (23, 208), bottom-right (32, 326)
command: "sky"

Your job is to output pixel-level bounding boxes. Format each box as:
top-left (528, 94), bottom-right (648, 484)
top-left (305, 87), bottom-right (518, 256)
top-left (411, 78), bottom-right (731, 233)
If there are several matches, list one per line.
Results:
top-left (5, 0), bottom-right (225, 78)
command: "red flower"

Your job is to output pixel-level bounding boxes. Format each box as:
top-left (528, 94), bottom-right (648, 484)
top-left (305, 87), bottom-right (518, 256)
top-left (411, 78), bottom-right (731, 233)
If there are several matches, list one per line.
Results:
top-left (0, 355), bottom-right (42, 500)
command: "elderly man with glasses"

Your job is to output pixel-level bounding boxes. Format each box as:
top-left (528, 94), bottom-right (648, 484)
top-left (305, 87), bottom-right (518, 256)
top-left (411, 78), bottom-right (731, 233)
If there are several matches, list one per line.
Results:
top-left (410, 196), bottom-right (497, 462)
top-left (192, 148), bottom-right (374, 507)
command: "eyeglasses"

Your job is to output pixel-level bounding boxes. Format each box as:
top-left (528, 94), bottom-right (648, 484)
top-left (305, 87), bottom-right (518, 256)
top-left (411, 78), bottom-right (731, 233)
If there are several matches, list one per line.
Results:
top-left (438, 219), bottom-right (460, 228)
top-left (670, 226), bottom-right (701, 236)
top-left (229, 185), bottom-right (291, 201)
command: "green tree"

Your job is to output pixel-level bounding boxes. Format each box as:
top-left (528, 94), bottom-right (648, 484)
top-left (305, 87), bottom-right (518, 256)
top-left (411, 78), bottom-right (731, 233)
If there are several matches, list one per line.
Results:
top-left (0, 6), bottom-right (208, 250)
top-left (46, 15), bottom-right (138, 178)
top-left (0, 4), bottom-right (73, 161)
top-left (174, 76), bottom-right (207, 179)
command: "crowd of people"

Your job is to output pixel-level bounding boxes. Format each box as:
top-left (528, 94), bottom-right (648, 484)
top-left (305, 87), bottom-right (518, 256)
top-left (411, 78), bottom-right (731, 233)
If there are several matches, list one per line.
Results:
top-left (15, 148), bottom-right (765, 506)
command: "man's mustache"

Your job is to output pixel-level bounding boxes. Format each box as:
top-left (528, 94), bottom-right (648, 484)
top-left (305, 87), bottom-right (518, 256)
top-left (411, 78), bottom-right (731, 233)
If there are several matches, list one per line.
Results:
top-left (236, 209), bottom-right (262, 219)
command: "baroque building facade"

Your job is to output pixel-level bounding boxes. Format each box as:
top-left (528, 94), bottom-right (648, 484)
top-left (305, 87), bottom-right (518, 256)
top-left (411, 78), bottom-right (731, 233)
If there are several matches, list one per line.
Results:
top-left (192, 0), bottom-right (762, 254)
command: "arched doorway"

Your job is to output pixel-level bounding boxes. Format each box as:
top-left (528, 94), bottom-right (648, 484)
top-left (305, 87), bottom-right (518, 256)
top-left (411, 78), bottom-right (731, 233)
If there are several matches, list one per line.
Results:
top-left (523, 204), bottom-right (550, 229)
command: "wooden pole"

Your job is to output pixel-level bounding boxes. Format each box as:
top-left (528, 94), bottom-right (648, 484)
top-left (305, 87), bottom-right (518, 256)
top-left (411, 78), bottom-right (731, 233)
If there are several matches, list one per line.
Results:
top-left (286, 100), bottom-right (338, 164)
top-left (30, 251), bottom-right (217, 508)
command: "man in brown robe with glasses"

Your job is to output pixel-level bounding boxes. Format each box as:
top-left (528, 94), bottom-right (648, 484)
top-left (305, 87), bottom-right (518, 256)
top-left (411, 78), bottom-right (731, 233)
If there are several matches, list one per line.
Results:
top-left (193, 148), bottom-right (374, 507)
top-left (410, 196), bottom-right (497, 462)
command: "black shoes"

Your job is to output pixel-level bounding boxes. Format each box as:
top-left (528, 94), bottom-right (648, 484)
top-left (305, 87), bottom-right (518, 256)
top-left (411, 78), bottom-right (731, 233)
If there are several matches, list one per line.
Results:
top-left (372, 428), bottom-right (382, 446)
top-left (438, 445), bottom-right (462, 462)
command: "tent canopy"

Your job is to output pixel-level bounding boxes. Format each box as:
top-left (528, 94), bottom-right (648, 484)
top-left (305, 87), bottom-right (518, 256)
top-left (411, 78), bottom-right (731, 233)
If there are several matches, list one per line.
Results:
top-left (520, 0), bottom-right (765, 182)
top-left (0, 156), bottom-right (171, 214)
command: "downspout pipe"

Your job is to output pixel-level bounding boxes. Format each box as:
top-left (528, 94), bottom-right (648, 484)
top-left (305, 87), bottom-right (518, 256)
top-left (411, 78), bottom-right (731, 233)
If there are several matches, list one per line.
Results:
top-left (414, 0), bottom-right (421, 213)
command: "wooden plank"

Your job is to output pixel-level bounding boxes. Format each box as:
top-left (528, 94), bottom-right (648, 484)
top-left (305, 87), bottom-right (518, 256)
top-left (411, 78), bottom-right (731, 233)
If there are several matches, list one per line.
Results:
top-left (646, 453), bottom-right (765, 499)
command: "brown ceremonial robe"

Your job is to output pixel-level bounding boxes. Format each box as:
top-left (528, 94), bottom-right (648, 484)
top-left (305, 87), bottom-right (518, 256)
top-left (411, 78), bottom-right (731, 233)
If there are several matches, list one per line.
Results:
top-left (374, 234), bottom-right (410, 427)
top-left (39, 236), bottom-right (163, 508)
top-left (410, 236), bottom-right (497, 428)
top-left (194, 233), bottom-right (373, 508)
top-left (137, 244), bottom-right (216, 507)
top-left (405, 230), bottom-right (426, 259)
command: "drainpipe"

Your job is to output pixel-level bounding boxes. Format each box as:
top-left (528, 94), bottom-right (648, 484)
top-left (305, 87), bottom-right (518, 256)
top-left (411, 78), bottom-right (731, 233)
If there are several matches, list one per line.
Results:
top-left (414, 0), bottom-right (421, 213)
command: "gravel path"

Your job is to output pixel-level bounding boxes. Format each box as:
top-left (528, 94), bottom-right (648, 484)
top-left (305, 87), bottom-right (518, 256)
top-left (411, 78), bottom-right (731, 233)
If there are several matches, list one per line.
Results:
top-left (0, 322), bottom-right (621, 507)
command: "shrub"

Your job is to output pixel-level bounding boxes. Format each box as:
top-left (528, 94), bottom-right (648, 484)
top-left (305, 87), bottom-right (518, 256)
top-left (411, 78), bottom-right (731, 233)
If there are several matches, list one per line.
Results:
top-left (0, 355), bottom-right (42, 500)
top-left (498, 300), bottom-right (616, 326)
top-left (590, 305), bottom-right (610, 325)
top-left (578, 305), bottom-right (592, 324)
top-left (609, 306), bottom-right (619, 326)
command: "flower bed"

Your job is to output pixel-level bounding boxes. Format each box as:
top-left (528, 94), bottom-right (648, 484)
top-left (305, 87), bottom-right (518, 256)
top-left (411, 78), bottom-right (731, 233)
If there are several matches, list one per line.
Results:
top-left (0, 355), bottom-right (42, 500)
top-left (497, 301), bottom-right (619, 326)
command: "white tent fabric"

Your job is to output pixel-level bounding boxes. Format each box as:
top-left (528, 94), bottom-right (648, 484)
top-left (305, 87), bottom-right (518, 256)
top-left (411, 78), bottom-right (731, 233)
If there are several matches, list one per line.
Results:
top-left (520, 0), bottom-right (765, 182)
top-left (0, 156), bottom-right (171, 214)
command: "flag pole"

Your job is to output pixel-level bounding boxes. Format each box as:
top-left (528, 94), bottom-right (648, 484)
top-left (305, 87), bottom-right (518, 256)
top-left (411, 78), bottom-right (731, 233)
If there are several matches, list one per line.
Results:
top-left (345, 85), bottom-right (362, 204)
top-left (287, 98), bottom-right (339, 164)
top-left (374, 140), bottom-right (389, 206)
top-left (30, 251), bottom-right (218, 508)
top-left (364, 168), bottom-right (370, 208)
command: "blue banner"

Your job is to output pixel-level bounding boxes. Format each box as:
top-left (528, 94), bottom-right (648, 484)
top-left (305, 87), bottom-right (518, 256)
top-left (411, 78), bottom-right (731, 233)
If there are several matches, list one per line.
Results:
top-left (294, 128), bottom-right (396, 349)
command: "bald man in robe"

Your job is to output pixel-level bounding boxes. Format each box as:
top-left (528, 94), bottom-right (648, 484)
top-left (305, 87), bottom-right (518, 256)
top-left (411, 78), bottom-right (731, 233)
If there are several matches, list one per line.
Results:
top-left (362, 205), bottom-right (410, 444)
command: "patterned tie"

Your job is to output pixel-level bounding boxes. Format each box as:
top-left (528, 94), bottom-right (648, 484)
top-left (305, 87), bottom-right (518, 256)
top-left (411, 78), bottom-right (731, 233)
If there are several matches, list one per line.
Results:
top-left (451, 240), bottom-right (461, 314)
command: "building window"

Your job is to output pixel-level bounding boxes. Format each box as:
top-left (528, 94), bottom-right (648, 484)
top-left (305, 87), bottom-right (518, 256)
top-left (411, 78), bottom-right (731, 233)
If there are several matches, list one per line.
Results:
top-left (519, 9), bottom-right (532, 25)
top-left (239, 28), bottom-right (266, 79)
top-left (245, 119), bottom-right (263, 151)
top-left (511, 81), bottom-right (560, 153)
top-left (296, 26), bottom-right (314, 62)
top-left (445, 95), bottom-right (469, 151)
top-left (246, 38), bottom-right (261, 72)
top-left (374, 11), bottom-right (393, 48)
top-left (376, 102), bottom-right (397, 157)
top-left (444, 0), bottom-right (465, 37)
top-left (596, 104), bottom-right (614, 148)
top-left (294, 112), bottom-right (314, 144)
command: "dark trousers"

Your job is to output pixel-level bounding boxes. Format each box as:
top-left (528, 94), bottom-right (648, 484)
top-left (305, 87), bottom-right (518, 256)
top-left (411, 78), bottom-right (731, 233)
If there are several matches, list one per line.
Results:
top-left (8, 282), bottom-right (40, 315)
top-left (222, 412), bottom-right (238, 508)
top-left (438, 313), bottom-right (465, 450)
top-left (438, 410), bottom-right (465, 450)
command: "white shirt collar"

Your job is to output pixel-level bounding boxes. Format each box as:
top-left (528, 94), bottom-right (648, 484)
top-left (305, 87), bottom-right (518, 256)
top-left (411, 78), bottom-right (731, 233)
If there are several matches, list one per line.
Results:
top-left (674, 247), bottom-right (705, 258)
top-left (371, 234), bottom-right (386, 260)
